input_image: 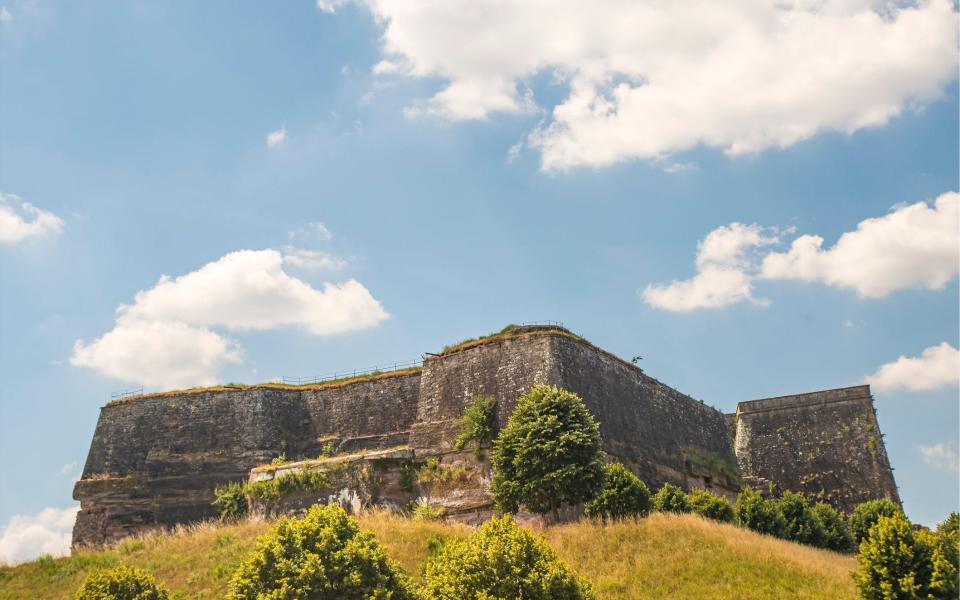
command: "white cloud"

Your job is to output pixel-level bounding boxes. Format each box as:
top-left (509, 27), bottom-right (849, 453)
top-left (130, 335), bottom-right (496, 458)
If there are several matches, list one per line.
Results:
top-left (266, 127), bottom-right (287, 148)
top-left (920, 443), bottom-right (960, 473)
top-left (0, 506), bottom-right (78, 566)
top-left (282, 247), bottom-right (346, 271)
top-left (644, 190), bottom-right (959, 311)
top-left (71, 249), bottom-right (388, 389)
top-left (761, 192), bottom-right (960, 297)
top-left (59, 462), bottom-right (77, 475)
top-left (0, 7), bottom-right (11, 23)
top-left (323, 0), bottom-right (957, 170)
top-left (866, 342), bottom-right (960, 393)
top-left (0, 192), bottom-right (64, 244)
top-left (289, 221), bottom-right (333, 243)
top-left (643, 223), bottom-right (780, 311)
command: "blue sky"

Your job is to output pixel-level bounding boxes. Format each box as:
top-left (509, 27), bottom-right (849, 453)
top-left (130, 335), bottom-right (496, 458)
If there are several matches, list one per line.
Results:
top-left (0, 0), bottom-right (957, 562)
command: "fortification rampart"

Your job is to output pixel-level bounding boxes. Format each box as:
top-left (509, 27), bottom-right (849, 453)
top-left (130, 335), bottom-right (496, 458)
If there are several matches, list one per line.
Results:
top-left (71, 325), bottom-right (899, 548)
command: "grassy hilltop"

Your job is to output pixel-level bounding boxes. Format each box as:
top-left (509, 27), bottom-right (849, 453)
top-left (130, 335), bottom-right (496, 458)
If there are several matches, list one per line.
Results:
top-left (0, 511), bottom-right (856, 600)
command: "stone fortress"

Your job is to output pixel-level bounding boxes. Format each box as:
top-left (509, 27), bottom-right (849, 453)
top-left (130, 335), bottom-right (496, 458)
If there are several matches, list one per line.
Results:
top-left (72, 324), bottom-right (900, 548)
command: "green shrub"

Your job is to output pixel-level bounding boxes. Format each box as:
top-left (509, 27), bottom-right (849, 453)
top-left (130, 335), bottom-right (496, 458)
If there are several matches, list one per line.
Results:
top-left (734, 487), bottom-right (785, 538)
top-left (584, 463), bottom-right (651, 520)
top-left (929, 513), bottom-right (959, 600)
top-left (244, 469), bottom-right (331, 507)
top-left (75, 565), bottom-right (170, 600)
top-left (490, 385), bottom-right (604, 518)
top-left (652, 483), bottom-right (691, 514)
top-left (212, 481), bottom-right (248, 521)
top-left (226, 503), bottom-right (415, 600)
top-left (850, 499), bottom-right (901, 545)
top-left (687, 489), bottom-right (734, 523)
top-left (412, 499), bottom-right (447, 521)
top-left (421, 515), bottom-right (595, 599)
top-left (811, 502), bottom-right (853, 553)
top-left (453, 395), bottom-right (497, 457)
top-left (776, 491), bottom-right (826, 547)
top-left (853, 512), bottom-right (934, 599)
top-left (398, 461), bottom-right (416, 493)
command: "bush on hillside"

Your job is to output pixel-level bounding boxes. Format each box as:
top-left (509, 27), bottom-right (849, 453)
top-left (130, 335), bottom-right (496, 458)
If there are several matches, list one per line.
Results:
top-left (584, 463), bottom-right (651, 520)
top-left (652, 483), bottom-right (691, 514)
top-left (734, 487), bottom-right (785, 538)
top-left (490, 385), bottom-right (605, 518)
top-left (849, 498), bottom-right (901, 545)
top-left (453, 395), bottom-right (497, 458)
top-left (75, 565), bottom-right (170, 600)
top-left (776, 491), bottom-right (826, 547)
top-left (225, 503), bottom-right (415, 600)
top-left (212, 481), bottom-right (248, 521)
top-left (687, 489), bottom-right (734, 523)
top-left (853, 512), bottom-right (935, 599)
top-left (928, 513), bottom-right (959, 600)
top-left (810, 502), bottom-right (853, 553)
top-left (421, 515), bottom-right (595, 600)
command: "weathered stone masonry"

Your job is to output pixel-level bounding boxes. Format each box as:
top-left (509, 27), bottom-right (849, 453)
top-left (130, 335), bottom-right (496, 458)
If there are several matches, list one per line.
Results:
top-left (72, 326), bottom-right (898, 547)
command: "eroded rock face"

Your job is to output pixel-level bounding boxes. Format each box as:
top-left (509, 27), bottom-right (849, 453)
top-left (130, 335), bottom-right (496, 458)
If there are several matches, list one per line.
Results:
top-left (72, 326), bottom-right (899, 548)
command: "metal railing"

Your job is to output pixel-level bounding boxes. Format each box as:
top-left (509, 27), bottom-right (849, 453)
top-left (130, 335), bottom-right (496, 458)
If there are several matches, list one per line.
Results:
top-left (281, 359), bottom-right (423, 386)
top-left (110, 386), bottom-right (144, 401)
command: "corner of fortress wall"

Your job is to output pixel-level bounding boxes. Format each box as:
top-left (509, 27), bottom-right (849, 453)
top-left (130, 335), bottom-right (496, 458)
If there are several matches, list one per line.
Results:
top-left (71, 326), bottom-right (900, 548)
top-left (732, 384), bottom-right (900, 513)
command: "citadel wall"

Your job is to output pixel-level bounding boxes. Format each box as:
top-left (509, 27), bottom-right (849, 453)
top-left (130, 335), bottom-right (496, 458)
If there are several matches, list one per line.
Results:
top-left (732, 385), bottom-right (900, 513)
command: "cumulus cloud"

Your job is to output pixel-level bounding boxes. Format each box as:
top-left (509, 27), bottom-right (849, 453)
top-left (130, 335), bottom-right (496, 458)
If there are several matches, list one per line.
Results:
top-left (0, 7), bottom-right (11, 24)
top-left (323, 0), bottom-right (957, 170)
top-left (644, 191), bottom-right (959, 311)
top-left (642, 223), bottom-right (781, 311)
top-left (282, 247), bottom-right (346, 271)
top-left (865, 342), bottom-right (959, 392)
top-left (761, 192), bottom-right (960, 297)
top-left (266, 127), bottom-right (287, 148)
top-left (0, 506), bottom-right (78, 566)
top-left (289, 222), bottom-right (333, 243)
top-left (920, 443), bottom-right (960, 473)
top-left (71, 249), bottom-right (388, 389)
top-left (0, 192), bottom-right (64, 244)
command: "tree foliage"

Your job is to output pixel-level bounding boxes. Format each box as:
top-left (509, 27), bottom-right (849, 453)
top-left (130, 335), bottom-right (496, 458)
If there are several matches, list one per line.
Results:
top-left (652, 483), bottom-right (691, 514)
top-left (734, 487), bottom-right (785, 538)
top-left (810, 502), bottom-right (853, 553)
top-left (75, 565), bottom-right (170, 600)
top-left (853, 513), bottom-right (934, 600)
top-left (225, 503), bottom-right (415, 600)
top-left (584, 463), bottom-right (651, 520)
top-left (421, 515), bottom-right (595, 600)
top-left (490, 385), bottom-right (604, 517)
top-left (850, 499), bottom-right (901, 545)
top-left (928, 512), bottom-right (960, 600)
top-left (212, 481), bottom-right (249, 521)
top-left (776, 491), bottom-right (826, 547)
top-left (453, 395), bottom-right (497, 457)
top-left (687, 489), bottom-right (734, 523)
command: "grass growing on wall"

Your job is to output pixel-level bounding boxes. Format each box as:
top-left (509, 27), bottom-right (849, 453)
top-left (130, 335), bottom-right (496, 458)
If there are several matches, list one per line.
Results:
top-left (0, 512), bottom-right (856, 600)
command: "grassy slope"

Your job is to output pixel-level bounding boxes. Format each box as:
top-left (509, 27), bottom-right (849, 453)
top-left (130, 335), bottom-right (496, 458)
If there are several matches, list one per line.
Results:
top-left (0, 512), bottom-right (856, 600)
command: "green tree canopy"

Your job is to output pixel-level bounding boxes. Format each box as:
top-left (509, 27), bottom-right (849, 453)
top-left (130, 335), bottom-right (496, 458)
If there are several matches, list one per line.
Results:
top-left (652, 483), bottom-right (691, 514)
top-left (810, 502), bottom-right (853, 553)
top-left (421, 515), bottom-right (595, 600)
top-left (75, 566), bottom-right (170, 600)
top-left (226, 503), bottom-right (414, 600)
top-left (850, 499), bottom-right (902, 545)
top-left (854, 512), bottom-right (934, 599)
top-left (490, 384), bottom-right (605, 518)
top-left (687, 489), bottom-right (734, 523)
top-left (734, 487), bottom-right (785, 538)
top-left (776, 491), bottom-right (826, 547)
top-left (584, 462), bottom-right (651, 520)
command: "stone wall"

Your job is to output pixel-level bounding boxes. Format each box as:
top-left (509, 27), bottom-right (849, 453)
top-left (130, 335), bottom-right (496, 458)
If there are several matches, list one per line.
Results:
top-left (732, 385), bottom-right (900, 513)
top-left (72, 373), bottom-right (420, 547)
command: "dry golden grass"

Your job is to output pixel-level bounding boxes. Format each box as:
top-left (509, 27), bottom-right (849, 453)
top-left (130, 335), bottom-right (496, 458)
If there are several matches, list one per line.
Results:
top-left (0, 512), bottom-right (856, 599)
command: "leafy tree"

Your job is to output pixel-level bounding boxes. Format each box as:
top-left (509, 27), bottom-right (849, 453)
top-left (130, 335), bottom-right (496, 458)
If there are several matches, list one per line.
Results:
top-left (75, 565), bottom-right (170, 600)
top-left (421, 515), bottom-right (595, 600)
top-left (854, 512), bottom-right (933, 600)
top-left (734, 487), bottom-right (785, 538)
top-left (850, 499), bottom-right (902, 545)
top-left (810, 502), bottom-right (853, 553)
top-left (490, 385), bottom-right (605, 519)
top-left (453, 395), bottom-right (497, 458)
top-left (687, 489), bottom-right (734, 523)
top-left (212, 481), bottom-right (248, 521)
top-left (584, 463), bottom-right (651, 520)
top-left (928, 513), bottom-right (959, 600)
top-left (226, 503), bottom-right (415, 600)
top-left (776, 491), bottom-right (826, 546)
top-left (652, 483), bottom-right (691, 514)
